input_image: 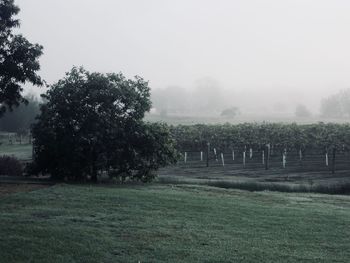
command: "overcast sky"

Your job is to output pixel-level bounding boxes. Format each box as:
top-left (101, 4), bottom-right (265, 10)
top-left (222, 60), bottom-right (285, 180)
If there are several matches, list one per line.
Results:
top-left (16, 0), bottom-right (350, 110)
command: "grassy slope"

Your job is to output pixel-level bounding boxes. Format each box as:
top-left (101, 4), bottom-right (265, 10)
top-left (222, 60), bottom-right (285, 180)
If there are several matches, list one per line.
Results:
top-left (0, 184), bottom-right (350, 263)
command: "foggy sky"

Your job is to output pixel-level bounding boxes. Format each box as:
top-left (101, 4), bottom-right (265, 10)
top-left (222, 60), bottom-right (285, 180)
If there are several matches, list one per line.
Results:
top-left (16, 0), bottom-right (350, 112)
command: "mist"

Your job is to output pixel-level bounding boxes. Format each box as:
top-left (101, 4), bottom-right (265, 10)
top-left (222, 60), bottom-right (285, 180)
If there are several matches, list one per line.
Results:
top-left (16, 0), bottom-right (350, 120)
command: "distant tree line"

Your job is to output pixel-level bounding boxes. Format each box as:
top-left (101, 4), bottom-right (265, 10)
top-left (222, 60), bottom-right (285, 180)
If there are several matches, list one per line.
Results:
top-left (320, 89), bottom-right (350, 118)
top-left (151, 78), bottom-right (235, 116)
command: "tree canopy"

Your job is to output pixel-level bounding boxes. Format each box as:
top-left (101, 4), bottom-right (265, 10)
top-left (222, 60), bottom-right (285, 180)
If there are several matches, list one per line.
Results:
top-left (31, 67), bottom-right (178, 182)
top-left (0, 0), bottom-right (43, 115)
top-left (320, 89), bottom-right (350, 118)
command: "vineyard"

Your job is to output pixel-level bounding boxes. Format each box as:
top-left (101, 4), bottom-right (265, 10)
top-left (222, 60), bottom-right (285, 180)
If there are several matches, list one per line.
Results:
top-left (170, 123), bottom-right (350, 169)
top-left (158, 123), bottom-right (350, 190)
top-left (170, 123), bottom-right (350, 152)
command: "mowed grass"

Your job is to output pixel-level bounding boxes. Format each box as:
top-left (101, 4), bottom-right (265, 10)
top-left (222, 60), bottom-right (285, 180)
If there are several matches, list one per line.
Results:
top-left (0, 184), bottom-right (350, 262)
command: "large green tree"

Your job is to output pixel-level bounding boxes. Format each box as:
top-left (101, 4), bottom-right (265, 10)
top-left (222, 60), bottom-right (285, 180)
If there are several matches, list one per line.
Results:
top-left (31, 67), bottom-right (177, 182)
top-left (0, 0), bottom-right (43, 115)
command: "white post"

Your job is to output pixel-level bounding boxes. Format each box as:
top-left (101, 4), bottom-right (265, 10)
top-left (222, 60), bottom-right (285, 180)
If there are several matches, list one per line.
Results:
top-left (184, 152), bottom-right (187, 163)
top-left (249, 148), bottom-right (253, 159)
top-left (325, 152), bottom-right (329, 166)
top-left (262, 150), bottom-right (265, 165)
top-left (214, 148), bottom-right (218, 161)
top-left (299, 148), bottom-right (302, 161)
top-left (232, 149), bottom-right (235, 161)
top-left (282, 149), bottom-right (287, 168)
top-left (200, 151), bottom-right (203, 161)
top-left (243, 151), bottom-right (246, 168)
top-left (221, 153), bottom-right (225, 166)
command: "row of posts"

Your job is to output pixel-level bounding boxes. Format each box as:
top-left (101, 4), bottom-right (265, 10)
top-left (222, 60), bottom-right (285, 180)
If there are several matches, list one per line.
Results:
top-left (183, 143), bottom-right (337, 174)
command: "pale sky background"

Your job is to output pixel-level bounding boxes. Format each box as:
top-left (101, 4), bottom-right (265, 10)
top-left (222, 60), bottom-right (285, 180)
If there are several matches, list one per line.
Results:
top-left (16, 0), bottom-right (350, 114)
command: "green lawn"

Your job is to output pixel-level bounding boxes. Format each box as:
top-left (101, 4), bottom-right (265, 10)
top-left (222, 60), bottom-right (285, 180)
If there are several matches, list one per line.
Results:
top-left (0, 184), bottom-right (349, 262)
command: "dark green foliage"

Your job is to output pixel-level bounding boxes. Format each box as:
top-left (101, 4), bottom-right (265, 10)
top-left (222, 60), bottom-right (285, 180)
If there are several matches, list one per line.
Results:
top-left (31, 67), bottom-right (177, 182)
top-left (171, 122), bottom-right (350, 152)
top-left (0, 155), bottom-right (22, 176)
top-left (0, 0), bottom-right (43, 115)
top-left (0, 95), bottom-right (40, 132)
top-left (108, 121), bottom-right (179, 182)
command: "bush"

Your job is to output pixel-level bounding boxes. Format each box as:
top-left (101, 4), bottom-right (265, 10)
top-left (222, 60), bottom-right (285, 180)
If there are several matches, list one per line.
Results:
top-left (0, 155), bottom-right (23, 176)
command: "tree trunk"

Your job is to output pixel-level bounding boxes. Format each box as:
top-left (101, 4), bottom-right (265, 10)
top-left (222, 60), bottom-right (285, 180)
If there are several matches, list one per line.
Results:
top-left (91, 148), bottom-right (98, 183)
top-left (91, 164), bottom-right (98, 183)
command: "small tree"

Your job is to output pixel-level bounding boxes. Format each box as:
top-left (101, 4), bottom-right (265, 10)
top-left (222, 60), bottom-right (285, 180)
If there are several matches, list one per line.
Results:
top-left (295, 104), bottom-right (311, 118)
top-left (221, 106), bottom-right (240, 118)
top-left (31, 67), bottom-right (177, 182)
top-left (0, 0), bottom-right (43, 115)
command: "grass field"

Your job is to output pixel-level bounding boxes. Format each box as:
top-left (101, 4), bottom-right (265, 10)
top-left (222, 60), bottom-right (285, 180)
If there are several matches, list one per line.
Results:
top-left (0, 143), bottom-right (32, 160)
top-left (157, 164), bottom-right (350, 194)
top-left (156, 149), bottom-right (350, 194)
top-left (0, 183), bottom-right (350, 262)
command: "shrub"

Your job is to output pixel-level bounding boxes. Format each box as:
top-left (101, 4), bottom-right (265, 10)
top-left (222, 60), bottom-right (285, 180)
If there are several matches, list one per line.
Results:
top-left (0, 155), bottom-right (23, 176)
